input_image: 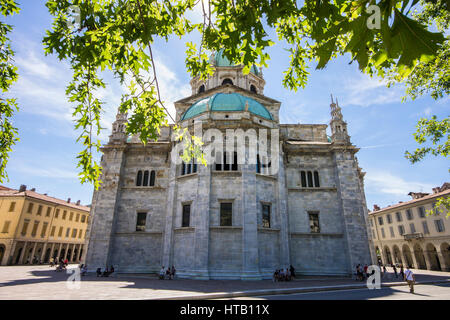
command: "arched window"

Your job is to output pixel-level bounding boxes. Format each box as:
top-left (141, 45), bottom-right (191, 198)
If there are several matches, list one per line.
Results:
top-left (150, 170), bottom-right (156, 186)
top-left (143, 170), bottom-right (149, 186)
top-left (250, 84), bottom-right (257, 93)
top-left (198, 85), bottom-right (205, 93)
top-left (222, 78), bottom-right (233, 85)
top-left (313, 171), bottom-right (320, 187)
top-left (256, 154), bottom-right (261, 174)
top-left (307, 171), bottom-right (313, 188)
top-left (136, 170), bottom-right (143, 186)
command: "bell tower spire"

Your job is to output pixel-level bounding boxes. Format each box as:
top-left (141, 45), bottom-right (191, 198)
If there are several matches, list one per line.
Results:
top-left (329, 96), bottom-right (350, 144)
top-left (109, 107), bottom-right (128, 144)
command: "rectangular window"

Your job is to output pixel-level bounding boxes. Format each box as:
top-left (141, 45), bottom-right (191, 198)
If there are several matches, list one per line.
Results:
top-left (395, 212), bottom-right (402, 222)
top-left (435, 219), bottom-right (445, 233)
top-left (50, 226), bottom-right (56, 237)
top-left (387, 214), bottom-right (392, 224)
top-left (307, 171), bottom-right (314, 187)
top-left (69, 212), bottom-right (74, 221)
top-left (21, 220), bottom-right (30, 235)
top-left (410, 223), bottom-right (416, 233)
top-left (309, 212), bottom-right (320, 233)
top-left (55, 209), bottom-right (60, 218)
top-left (262, 204), bottom-right (271, 228)
top-left (406, 209), bottom-right (413, 220)
top-left (220, 202), bottom-right (233, 226)
top-left (418, 206), bottom-right (426, 218)
top-left (372, 229), bottom-right (376, 239)
top-left (46, 207), bottom-right (51, 217)
top-left (389, 226), bottom-right (395, 237)
top-left (41, 222), bottom-right (48, 238)
top-left (27, 203), bottom-right (33, 213)
top-left (76, 213), bottom-right (80, 222)
top-left (378, 216), bottom-right (384, 225)
top-left (8, 202), bottom-right (16, 212)
top-left (422, 221), bottom-right (429, 234)
top-left (313, 171), bottom-right (320, 188)
top-left (72, 228), bottom-right (77, 238)
top-left (300, 171), bottom-right (307, 188)
top-left (65, 228), bottom-right (70, 238)
top-left (182, 205), bottom-right (190, 227)
top-left (81, 215), bottom-right (86, 223)
top-left (62, 210), bottom-right (67, 220)
top-left (2, 221), bottom-right (11, 233)
top-left (31, 221), bottom-right (39, 237)
top-left (58, 227), bottom-right (63, 237)
top-left (398, 225), bottom-right (405, 236)
top-left (78, 230), bottom-right (83, 239)
top-left (381, 228), bottom-right (385, 238)
top-left (136, 212), bottom-right (147, 231)
top-left (37, 205), bottom-right (42, 216)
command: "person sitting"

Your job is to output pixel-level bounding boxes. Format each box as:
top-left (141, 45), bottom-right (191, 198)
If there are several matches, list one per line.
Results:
top-left (166, 267), bottom-right (171, 280)
top-left (109, 265), bottom-right (115, 277)
top-left (171, 266), bottom-right (176, 280)
top-left (159, 266), bottom-right (165, 280)
top-left (102, 267), bottom-right (110, 277)
top-left (96, 268), bottom-right (102, 277)
top-left (285, 268), bottom-right (291, 281)
top-left (279, 269), bottom-right (285, 281)
top-left (289, 265), bottom-right (296, 279)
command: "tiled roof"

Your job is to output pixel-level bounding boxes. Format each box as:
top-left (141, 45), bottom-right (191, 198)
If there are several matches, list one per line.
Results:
top-left (0, 186), bottom-right (90, 212)
top-left (369, 188), bottom-right (450, 215)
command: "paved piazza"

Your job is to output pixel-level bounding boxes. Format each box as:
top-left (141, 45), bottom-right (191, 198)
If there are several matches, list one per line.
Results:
top-left (0, 265), bottom-right (450, 299)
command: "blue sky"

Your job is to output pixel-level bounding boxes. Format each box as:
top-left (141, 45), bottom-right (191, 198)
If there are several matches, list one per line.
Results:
top-left (2, 2), bottom-right (449, 209)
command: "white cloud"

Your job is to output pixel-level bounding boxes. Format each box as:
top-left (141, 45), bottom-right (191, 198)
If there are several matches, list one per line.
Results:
top-left (365, 170), bottom-right (434, 197)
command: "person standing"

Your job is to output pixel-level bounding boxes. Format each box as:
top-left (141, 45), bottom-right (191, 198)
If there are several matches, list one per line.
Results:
top-left (393, 264), bottom-right (398, 278)
top-left (289, 265), bottom-right (296, 279)
top-left (400, 265), bottom-right (404, 279)
top-left (404, 266), bottom-right (416, 293)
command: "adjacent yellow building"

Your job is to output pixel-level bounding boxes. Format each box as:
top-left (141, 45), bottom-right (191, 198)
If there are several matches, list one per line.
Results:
top-left (368, 182), bottom-right (450, 271)
top-left (0, 185), bottom-right (90, 265)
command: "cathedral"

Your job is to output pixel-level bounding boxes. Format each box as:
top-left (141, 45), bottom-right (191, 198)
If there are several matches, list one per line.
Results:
top-left (84, 50), bottom-right (374, 279)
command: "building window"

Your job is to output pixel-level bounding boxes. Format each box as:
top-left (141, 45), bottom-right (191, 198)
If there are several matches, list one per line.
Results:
top-left (31, 221), bottom-right (39, 237)
top-left (72, 228), bottom-right (77, 238)
top-left (381, 228), bottom-right (385, 238)
top-left (410, 223), bottom-right (416, 233)
top-left (150, 170), bottom-right (156, 186)
top-left (418, 206), bottom-right (426, 218)
top-left (65, 228), bottom-right (70, 238)
top-left (21, 220), bottom-right (30, 235)
top-left (309, 212), bottom-right (320, 233)
top-left (313, 171), bottom-right (320, 187)
top-left (300, 171), bottom-right (307, 188)
top-left (395, 211), bottom-right (402, 222)
top-left (46, 207), bottom-right (51, 217)
top-left (398, 225), bottom-right (405, 236)
top-left (216, 152), bottom-right (238, 172)
top-left (50, 226), bottom-right (56, 237)
top-left (2, 221), bottom-right (11, 233)
top-left (143, 170), bottom-right (149, 186)
top-left (220, 202), bottom-right (233, 226)
top-left (435, 219), bottom-right (445, 233)
top-left (372, 229), bottom-right (376, 239)
top-left (81, 215), bottom-right (86, 223)
top-left (41, 222), bottom-right (48, 238)
top-left (62, 211), bottom-right (67, 220)
top-left (136, 212), bottom-right (147, 232)
top-left (300, 171), bottom-right (320, 188)
top-left (37, 205), bottom-right (42, 216)
top-left (8, 202), bottom-right (15, 212)
top-left (222, 78), bottom-right (233, 85)
top-left (389, 226), bottom-right (395, 237)
top-left (76, 213), bottom-right (80, 222)
top-left (27, 203), bottom-right (33, 213)
top-left (422, 221), bottom-right (429, 234)
top-left (250, 84), bottom-right (257, 94)
top-left (182, 160), bottom-right (198, 176)
top-left (136, 170), bottom-right (143, 186)
top-left (198, 84), bottom-right (205, 93)
top-left (78, 230), bottom-right (83, 238)
top-left (69, 212), bottom-right (74, 221)
top-left (406, 209), bottom-right (413, 220)
top-left (387, 214), bottom-right (392, 224)
top-left (55, 209), bottom-right (60, 218)
top-left (307, 171), bottom-right (313, 187)
top-left (58, 227), bottom-right (63, 237)
top-left (378, 216), bottom-right (384, 225)
top-left (262, 204), bottom-right (271, 228)
top-left (182, 204), bottom-right (191, 227)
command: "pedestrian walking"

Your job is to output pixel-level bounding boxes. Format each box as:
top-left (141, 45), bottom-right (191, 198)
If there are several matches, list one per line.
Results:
top-left (404, 266), bottom-right (416, 293)
top-left (400, 265), bottom-right (404, 279)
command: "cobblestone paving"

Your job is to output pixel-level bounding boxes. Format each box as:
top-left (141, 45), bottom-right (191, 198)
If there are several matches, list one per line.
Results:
top-left (0, 265), bottom-right (449, 300)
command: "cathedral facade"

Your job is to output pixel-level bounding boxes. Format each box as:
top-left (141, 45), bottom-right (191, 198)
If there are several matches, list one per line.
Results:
top-left (84, 51), bottom-right (374, 279)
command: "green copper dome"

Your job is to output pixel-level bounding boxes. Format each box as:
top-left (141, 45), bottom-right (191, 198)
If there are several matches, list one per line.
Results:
top-left (211, 49), bottom-right (260, 75)
top-left (181, 93), bottom-right (273, 121)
